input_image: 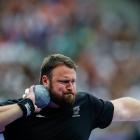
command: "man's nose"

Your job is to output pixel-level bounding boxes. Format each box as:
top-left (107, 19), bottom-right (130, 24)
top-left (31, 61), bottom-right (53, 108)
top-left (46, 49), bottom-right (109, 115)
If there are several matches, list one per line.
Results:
top-left (66, 82), bottom-right (73, 90)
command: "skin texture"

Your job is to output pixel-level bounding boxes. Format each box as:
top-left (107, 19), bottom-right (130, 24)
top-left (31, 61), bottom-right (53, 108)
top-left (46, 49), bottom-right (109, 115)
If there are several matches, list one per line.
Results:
top-left (0, 104), bottom-right (23, 131)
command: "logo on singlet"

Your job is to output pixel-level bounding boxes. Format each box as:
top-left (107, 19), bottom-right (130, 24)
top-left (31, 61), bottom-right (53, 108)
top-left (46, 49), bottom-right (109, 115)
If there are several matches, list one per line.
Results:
top-left (36, 114), bottom-right (46, 118)
top-left (72, 106), bottom-right (80, 117)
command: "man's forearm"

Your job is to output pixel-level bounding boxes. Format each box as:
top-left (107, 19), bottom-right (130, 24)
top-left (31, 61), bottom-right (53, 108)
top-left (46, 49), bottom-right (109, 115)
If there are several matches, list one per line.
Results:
top-left (0, 104), bottom-right (20, 112)
top-left (0, 104), bottom-right (23, 132)
top-left (112, 97), bottom-right (140, 121)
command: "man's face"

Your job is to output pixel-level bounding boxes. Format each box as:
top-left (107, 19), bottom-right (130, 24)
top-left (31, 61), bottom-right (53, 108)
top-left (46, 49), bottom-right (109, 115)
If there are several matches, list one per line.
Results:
top-left (47, 65), bottom-right (77, 107)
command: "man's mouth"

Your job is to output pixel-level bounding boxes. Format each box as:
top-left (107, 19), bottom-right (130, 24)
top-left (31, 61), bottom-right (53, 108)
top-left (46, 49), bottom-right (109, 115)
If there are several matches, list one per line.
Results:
top-left (64, 91), bottom-right (74, 96)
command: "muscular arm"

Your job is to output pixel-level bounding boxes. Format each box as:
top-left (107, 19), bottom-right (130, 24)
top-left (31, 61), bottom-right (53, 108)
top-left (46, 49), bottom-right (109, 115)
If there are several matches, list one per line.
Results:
top-left (0, 86), bottom-right (41, 132)
top-left (111, 97), bottom-right (140, 121)
top-left (0, 104), bottom-right (23, 132)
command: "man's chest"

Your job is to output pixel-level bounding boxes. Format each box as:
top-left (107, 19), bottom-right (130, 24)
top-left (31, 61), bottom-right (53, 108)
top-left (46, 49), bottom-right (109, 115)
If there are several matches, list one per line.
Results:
top-left (5, 105), bottom-right (93, 140)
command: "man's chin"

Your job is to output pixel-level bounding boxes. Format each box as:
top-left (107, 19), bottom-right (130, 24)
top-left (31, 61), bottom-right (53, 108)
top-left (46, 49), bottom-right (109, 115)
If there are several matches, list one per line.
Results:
top-left (49, 91), bottom-right (75, 107)
top-left (54, 94), bottom-right (75, 107)
top-left (64, 94), bottom-right (75, 105)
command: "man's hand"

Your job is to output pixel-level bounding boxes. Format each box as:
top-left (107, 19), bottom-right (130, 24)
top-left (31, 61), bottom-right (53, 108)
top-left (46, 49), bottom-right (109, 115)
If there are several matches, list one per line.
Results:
top-left (23, 85), bottom-right (41, 113)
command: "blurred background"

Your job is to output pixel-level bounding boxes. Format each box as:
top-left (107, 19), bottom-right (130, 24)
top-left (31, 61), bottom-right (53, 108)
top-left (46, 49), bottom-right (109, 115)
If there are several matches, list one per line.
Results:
top-left (0, 0), bottom-right (140, 139)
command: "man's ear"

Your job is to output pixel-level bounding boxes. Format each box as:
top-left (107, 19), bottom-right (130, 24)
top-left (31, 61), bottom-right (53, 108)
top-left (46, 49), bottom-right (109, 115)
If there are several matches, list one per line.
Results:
top-left (41, 75), bottom-right (50, 87)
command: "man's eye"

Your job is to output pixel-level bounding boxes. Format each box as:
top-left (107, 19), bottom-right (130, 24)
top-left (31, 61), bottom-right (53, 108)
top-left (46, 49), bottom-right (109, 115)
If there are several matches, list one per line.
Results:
top-left (58, 80), bottom-right (76, 85)
top-left (58, 80), bottom-right (69, 84)
top-left (71, 80), bottom-right (75, 83)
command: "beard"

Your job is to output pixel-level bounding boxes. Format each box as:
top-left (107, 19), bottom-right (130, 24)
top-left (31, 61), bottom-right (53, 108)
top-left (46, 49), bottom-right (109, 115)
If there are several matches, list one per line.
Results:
top-left (48, 83), bottom-right (76, 107)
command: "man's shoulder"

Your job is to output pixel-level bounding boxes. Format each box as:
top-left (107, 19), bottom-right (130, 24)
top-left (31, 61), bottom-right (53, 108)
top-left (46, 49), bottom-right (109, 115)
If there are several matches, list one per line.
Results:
top-left (76, 91), bottom-right (97, 99)
top-left (76, 91), bottom-right (88, 98)
top-left (76, 91), bottom-right (96, 103)
top-left (76, 91), bottom-right (105, 105)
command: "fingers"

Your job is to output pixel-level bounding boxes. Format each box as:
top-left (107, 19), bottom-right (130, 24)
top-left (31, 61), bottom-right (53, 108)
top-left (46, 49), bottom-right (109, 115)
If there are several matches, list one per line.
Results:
top-left (22, 86), bottom-right (35, 103)
top-left (23, 85), bottom-right (42, 113)
top-left (23, 88), bottom-right (29, 98)
top-left (35, 105), bottom-right (41, 112)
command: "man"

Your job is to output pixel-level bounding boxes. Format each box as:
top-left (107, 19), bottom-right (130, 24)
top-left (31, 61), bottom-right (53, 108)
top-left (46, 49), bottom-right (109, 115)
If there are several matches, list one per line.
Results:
top-left (0, 53), bottom-right (140, 140)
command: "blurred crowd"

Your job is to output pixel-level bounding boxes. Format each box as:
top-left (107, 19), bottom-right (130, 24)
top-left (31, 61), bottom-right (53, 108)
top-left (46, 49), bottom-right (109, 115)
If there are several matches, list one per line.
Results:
top-left (0, 0), bottom-right (140, 140)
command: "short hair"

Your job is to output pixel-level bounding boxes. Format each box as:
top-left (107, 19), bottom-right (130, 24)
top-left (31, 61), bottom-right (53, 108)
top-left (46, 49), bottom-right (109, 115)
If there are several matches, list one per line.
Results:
top-left (39, 54), bottom-right (77, 84)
